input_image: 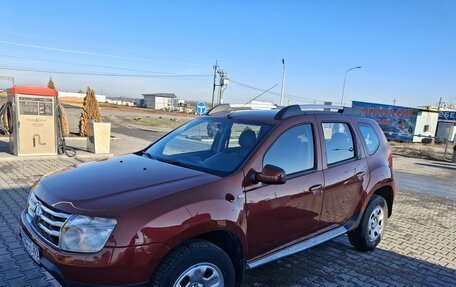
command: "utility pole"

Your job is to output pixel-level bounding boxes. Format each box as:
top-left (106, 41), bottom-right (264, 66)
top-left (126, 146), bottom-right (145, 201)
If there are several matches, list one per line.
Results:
top-left (211, 61), bottom-right (218, 108)
top-left (393, 98), bottom-right (396, 106)
top-left (218, 70), bottom-right (229, 105)
top-left (218, 70), bottom-right (224, 105)
top-left (280, 59), bottom-right (286, 106)
top-left (438, 97), bottom-right (442, 110)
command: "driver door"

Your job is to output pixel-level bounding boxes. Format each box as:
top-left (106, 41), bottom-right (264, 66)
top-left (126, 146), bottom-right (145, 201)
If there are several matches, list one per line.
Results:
top-left (245, 123), bottom-right (324, 258)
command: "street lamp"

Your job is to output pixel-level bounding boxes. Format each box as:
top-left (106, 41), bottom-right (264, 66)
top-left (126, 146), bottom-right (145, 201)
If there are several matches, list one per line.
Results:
top-left (340, 66), bottom-right (361, 105)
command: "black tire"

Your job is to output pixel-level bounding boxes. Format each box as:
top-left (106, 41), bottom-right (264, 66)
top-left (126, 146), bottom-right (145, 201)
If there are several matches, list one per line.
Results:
top-left (150, 239), bottom-right (235, 287)
top-left (348, 195), bottom-right (388, 252)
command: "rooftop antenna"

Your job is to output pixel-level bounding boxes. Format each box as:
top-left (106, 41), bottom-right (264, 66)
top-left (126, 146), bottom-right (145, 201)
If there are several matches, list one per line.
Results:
top-left (240, 83), bottom-right (279, 108)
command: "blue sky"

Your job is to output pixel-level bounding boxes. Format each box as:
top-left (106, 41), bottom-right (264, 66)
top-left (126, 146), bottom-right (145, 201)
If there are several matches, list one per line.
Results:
top-left (0, 0), bottom-right (455, 107)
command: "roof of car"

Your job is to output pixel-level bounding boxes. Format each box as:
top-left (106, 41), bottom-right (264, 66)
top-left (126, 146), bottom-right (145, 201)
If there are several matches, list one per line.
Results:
top-left (206, 104), bottom-right (365, 124)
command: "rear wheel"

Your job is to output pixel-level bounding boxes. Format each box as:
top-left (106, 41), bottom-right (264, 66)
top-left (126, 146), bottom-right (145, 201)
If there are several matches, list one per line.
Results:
top-left (348, 195), bottom-right (388, 251)
top-left (150, 239), bottom-right (235, 287)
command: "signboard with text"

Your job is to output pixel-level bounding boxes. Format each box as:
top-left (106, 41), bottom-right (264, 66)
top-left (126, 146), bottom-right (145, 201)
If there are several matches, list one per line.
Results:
top-left (438, 110), bottom-right (456, 122)
top-left (352, 101), bottom-right (418, 141)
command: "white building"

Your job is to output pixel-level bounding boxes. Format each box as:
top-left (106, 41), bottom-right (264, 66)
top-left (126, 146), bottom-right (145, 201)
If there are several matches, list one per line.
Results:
top-left (58, 92), bottom-right (106, 102)
top-left (230, 101), bottom-right (276, 110)
top-left (142, 93), bottom-right (178, 110)
top-left (436, 110), bottom-right (456, 143)
top-left (413, 109), bottom-right (440, 142)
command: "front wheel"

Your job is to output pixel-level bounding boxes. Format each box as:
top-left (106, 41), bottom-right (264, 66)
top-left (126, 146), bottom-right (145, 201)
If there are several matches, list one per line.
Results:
top-left (348, 195), bottom-right (388, 251)
top-left (150, 239), bottom-right (235, 287)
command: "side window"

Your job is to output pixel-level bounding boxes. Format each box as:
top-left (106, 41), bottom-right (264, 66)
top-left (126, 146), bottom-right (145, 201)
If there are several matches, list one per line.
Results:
top-left (322, 122), bottom-right (355, 165)
top-left (358, 123), bottom-right (380, 155)
top-left (263, 124), bottom-right (314, 175)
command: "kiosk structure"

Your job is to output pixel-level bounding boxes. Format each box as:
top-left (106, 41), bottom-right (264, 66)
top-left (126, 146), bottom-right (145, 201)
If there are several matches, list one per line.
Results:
top-left (7, 86), bottom-right (58, 156)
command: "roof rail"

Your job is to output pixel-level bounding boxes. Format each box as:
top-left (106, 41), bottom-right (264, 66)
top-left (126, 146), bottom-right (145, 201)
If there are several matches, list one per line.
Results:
top-left (206, 103), bottom-right (277, 115)
top-left (274, 104), bottom-right (363, 120)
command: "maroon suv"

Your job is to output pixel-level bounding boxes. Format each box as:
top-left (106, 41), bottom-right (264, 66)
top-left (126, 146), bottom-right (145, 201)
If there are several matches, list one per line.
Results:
top-left (20, 104), bottom-right (395, 287)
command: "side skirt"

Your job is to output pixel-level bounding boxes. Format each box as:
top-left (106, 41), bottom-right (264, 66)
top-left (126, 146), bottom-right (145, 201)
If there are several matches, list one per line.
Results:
top-left (246, 226), bottom-right (348, 269)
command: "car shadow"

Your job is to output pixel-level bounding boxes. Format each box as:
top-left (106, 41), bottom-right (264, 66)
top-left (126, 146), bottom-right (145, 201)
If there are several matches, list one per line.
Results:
top-left (242, 236), bottom-right (456, 286)
top-left (0, 138), bottom-right (11, 153)
top-left (415, 162), bottom-right (456, 170)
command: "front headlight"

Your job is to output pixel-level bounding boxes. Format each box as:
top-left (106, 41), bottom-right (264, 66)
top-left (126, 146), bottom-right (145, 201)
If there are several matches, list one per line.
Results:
top-left (59, 215), bottom-right (117, 253)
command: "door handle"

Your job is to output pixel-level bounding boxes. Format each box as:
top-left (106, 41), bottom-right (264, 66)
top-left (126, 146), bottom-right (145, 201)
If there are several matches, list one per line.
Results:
top-left (356, 171), bottom-right (365, 180)
top-left (309, 184), bottom-right (323, 194)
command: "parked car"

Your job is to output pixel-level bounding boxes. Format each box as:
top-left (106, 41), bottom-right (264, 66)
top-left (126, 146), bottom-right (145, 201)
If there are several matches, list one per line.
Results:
top-left (20, 104), bottom-right (395, 287)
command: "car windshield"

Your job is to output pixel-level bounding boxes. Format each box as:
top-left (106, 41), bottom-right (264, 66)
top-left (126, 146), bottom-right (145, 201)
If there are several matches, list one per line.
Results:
top-left (144, 117), bottom-right (273, 176)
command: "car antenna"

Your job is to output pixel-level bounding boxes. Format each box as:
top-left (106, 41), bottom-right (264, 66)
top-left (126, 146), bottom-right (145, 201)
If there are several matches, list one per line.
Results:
top-left (239, 83), bottom-right (279, 108)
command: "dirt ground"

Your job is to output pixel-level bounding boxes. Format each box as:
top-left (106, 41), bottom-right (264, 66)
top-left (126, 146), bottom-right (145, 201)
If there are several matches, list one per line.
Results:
top-left (59, 97), bottom-right (197, 118)
top-left (118, 115), bottom-right (191, 130)
top-left (390, 141), bottom-right (455, 161)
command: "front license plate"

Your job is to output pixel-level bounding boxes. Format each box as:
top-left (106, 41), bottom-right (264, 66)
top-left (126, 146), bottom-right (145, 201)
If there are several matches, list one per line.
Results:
top-left (21, 229), bottom-right (41, 265)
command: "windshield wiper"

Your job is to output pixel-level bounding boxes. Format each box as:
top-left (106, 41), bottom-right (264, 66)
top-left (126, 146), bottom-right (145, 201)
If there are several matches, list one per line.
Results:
top-left (141, 151), bottom-right (156, 159)
top-left (141, 151), bottom-right (190, 169)
top-left (155, 157), bottom-right (190, 168)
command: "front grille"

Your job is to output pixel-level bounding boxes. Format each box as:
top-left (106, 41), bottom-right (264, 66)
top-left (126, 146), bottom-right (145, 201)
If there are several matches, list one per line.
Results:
top-left (26, 192), bottom-right (71, 246)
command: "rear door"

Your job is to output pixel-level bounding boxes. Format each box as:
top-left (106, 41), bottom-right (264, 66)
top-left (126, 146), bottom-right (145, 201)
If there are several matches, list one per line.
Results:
top-left (318, 118), bottom-right (369, 227)
top-left (244, 121), bottom-right (325, 257)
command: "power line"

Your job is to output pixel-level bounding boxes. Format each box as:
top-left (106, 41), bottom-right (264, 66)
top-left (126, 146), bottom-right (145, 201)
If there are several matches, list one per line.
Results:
top-left (0, 40), bottom-right (207, 67)
top-left (0, 54), bottom-right (166, 74)
top-left (0, 30), bottom-right (134, 54)
top-left (241, 83), bottom-right (279, 107)
top-left (230, 79), bottom-right (331, 103)
top-left (0, 30), bottom-right (202, 64)
top-left (0, 66), bottom-right (212, 78)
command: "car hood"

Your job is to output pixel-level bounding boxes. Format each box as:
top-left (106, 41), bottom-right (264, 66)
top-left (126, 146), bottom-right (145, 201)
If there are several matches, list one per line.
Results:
top-left (33, 154), bottom-right (219, 217)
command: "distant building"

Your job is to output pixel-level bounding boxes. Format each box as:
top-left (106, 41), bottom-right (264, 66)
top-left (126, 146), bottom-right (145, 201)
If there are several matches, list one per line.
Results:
top-left (142, 93), bottom-right (178, 109)
top-left (59, 92), bottom-right (106, 102)
top-left (436, 109), bottom-right (456, 143)
top-left (230, 101), bottom-right (276, 110)
top-left (414, 109), bottom-right (440, 143)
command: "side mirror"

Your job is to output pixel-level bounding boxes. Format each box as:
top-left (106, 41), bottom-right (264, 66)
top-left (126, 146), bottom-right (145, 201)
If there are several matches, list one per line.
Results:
top-left (253, 164), bottom-right (287, 185)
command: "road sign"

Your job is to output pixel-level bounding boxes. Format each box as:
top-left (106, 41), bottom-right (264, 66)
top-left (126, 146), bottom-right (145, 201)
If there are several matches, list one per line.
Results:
top-left (196, 102), bottom-right (207, 115)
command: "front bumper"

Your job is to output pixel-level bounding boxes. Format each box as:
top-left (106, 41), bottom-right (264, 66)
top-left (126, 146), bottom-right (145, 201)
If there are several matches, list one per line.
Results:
top-left (20, 211), bottom-right (170, 286)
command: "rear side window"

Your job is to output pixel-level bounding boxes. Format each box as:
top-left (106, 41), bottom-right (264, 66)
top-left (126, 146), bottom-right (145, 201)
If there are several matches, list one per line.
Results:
top-left (263, 124), bottom-right (314, 175)
top-left (358, 123), bottom-right (380, 155)
top-left (322, 122), bottom-right (355, 165)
